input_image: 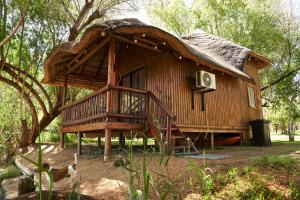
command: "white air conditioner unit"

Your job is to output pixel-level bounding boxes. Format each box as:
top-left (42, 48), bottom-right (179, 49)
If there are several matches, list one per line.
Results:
top-left (196, 70), bottom-right (216, 90)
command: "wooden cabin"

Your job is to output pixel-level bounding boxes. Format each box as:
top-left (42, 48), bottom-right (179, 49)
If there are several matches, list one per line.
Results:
top-left (43, 18), bottom-right (271, 160)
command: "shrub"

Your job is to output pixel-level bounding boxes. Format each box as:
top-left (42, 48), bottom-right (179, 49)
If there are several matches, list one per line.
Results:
top-left (226, 168), bottom-right (239, 181)
top-left (188, 162), bottom-right (214, 199)
top-left (253, 155), bottom-right (298, 171)
top-left (0, 165), bottom-right (22, 182)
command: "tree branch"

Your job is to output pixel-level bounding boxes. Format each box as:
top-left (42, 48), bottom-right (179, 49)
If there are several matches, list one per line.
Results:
top-left (260, 66), bottom-right (300, 91)
top-left (0, 61), bottom-right (54, 113)
top-left (2, 66), bottom-right (49, 116)
top-left (0, 10), bottom-right (26, 49)
top-left (0, 74), bottom-right (39, 142)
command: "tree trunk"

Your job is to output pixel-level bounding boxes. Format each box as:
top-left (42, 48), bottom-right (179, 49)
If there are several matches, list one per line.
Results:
top-left (20, 120), bottom-right (30, 148)
top-left (288, 120), bottom-right (295, 141)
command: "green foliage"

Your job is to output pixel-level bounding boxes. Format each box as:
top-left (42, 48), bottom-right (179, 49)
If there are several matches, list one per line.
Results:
top-left (149, 0), bottom-right (194, 36)
top-left (253, 155), bottom-right (298, 171)
top-left (188, 162), bottom-right (214, 198)
top-left (237, 178), bottom-right (281, 200)
top-left (289, 181), bottom-right (300, 200)
top-left (213, 145), bottom-right (224, 150)
top-left (0, 164), bottom-right (22, 182)
top-left (226, 167), bottom-right (239, 181)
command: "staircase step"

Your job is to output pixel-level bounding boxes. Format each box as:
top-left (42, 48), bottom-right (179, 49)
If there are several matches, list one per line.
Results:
top-left (170, 136), bottom-right (185, 139)
top-left (172, 145), bottom-right (190, 150)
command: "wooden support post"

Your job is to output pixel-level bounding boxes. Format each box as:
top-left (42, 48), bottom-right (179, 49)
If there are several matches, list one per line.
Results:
top-left (104, 129), bottom-right (112, 161)
top-left (119, 133), bottom-right (125, 149)
top-left (98, 136), bottom-right (101, 147)
top-left (62, 76), bottom-right (68, 106)
top-left (211, 133), bottom-right (214, 150)
top-left (143, 136), bottom-right (148, 150)
top-left (104, 38), bottom-right (116, 161)
top-left (77, 132), bottom-right (82, 155)
top-left (60, 133), bottom-right (65, 148)
top-left (166, 116), bottom-right (171, 152)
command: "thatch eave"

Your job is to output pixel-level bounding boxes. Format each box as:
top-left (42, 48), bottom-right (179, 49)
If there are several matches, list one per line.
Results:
top-left (43, 18), bottom-right (270, 87)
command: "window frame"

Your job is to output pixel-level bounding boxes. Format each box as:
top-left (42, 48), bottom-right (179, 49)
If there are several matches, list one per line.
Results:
top-left (247, 85), bottom-right (256, 108)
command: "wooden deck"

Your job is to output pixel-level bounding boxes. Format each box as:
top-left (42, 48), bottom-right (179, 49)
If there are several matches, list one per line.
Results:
top-left (60, 121), bottom-right (144, 133)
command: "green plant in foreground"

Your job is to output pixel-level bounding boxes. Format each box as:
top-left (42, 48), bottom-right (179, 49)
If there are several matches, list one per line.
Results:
top-left (188, 162), bottom-right (213, 199)
top-left (289, 181), bottom-right (300, 200)
top-left (226, 168), bottom-right (239, 181)
top-left (0, 165), bottom-right (22, 182)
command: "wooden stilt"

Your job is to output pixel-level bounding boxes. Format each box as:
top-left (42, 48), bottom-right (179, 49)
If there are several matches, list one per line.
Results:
top-left (104, 129), bottom-right (112, 161)
top-left (211, 133), bottom-right (214, 149)
top-left (98, 136), bottom-right (101, 147)
top-left (143, 137), bottom-right (148, 150)
top-left (60, 133), bottom-right (65, 148)
top-left (119, 133), bottom-right (125, 149)
top-left (77, 132), bottom-right (82, 155)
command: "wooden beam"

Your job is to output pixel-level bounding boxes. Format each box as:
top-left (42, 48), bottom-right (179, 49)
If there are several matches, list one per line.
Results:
top-left (50, 36), bottom-right (110, 82)
top-left (62, 76), bottom-right (68, 106)
top-left (60, 121), bottom-right (144, 133)
top-left (211, 133), bottom-right (214, 149)
top-left (107, 37), bottom-right (116, 85)
top-left (119, 133), bottom-right (125, 149)
top-left (77, 132), bottom-right (82, 155)
top-left (112, 34), bottom-right (163, 53)
top-left (98, 136), bottom-right (102, 147)
top-left (60, 133), bottom-right (65, 148)
top-left (95, 46), bottom-right (108, 78)
top-left (104, 128), bottom-right (112, 161)
top-left (66, 37), bottom-right (110, 75)
top-left (133, 36), bottom-right (158, 46)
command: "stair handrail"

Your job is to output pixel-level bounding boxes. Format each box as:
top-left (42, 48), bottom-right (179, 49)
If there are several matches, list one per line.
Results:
top-left (147, 91), bottom-right (176, 122)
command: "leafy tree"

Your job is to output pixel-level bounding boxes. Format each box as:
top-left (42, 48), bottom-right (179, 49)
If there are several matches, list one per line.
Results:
top-left (0, 0), bottom-right (140, 150)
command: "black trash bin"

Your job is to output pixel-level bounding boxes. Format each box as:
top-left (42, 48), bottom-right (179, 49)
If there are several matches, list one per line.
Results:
top-left (249, 119), bottom-right (271, 146)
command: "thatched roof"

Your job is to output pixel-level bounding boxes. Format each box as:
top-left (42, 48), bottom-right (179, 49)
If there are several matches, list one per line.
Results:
top-left (43, 18), bottom-right (270, 89)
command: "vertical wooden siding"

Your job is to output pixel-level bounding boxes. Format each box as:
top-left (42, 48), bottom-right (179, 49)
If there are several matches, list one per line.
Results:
top-left (115, 44), bottom-right (263, 130)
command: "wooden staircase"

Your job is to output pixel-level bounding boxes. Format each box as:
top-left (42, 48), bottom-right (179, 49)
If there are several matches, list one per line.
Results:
top-left (148, 120), bottom-right (190, 153)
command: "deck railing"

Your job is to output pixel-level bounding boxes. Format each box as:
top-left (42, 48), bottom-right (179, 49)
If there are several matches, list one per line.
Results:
top-left (147, 91), bottom-right (176, 145)
top-left (60, 85), bottom-right (176, 146)
top-left (61, 85), bottom-right (148, 126)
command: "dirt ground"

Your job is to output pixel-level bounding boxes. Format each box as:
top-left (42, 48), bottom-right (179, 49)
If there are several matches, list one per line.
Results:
top-left (7, 142), bottom-right (300, 199)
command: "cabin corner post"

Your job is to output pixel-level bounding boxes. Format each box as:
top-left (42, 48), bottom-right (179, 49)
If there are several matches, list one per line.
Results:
top-left (104, 37), bottom-right (116, 161)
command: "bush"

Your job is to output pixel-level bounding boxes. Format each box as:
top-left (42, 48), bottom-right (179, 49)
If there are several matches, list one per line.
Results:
top-left (253, 155), bottom-right (298, 171)
top-left (237, 179), bottom-right (282, 200)
top-left (0, 165), bottom-right (22, 182)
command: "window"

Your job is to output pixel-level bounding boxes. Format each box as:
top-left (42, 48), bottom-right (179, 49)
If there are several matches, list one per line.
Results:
top-left (247, 86), bottom-right (256, 108)
top-left (121, 67), bottom-right (145, 90)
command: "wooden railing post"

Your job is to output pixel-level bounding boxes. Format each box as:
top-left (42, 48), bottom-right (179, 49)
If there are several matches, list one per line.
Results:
top-left (166, 115), bottom-right (171, 152)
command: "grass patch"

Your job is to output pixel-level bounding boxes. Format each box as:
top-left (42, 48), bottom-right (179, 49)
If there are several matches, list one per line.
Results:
top-left (0, 165), bottom-right (22, 182)
top-left (237, 178), bottom-right (282, 200)
top-left (272, 141), bottom-right (300, 145)
top-left (253, 155), bottom-right (298, 171)
top-left (214, 145), bottom-right (224, 150)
